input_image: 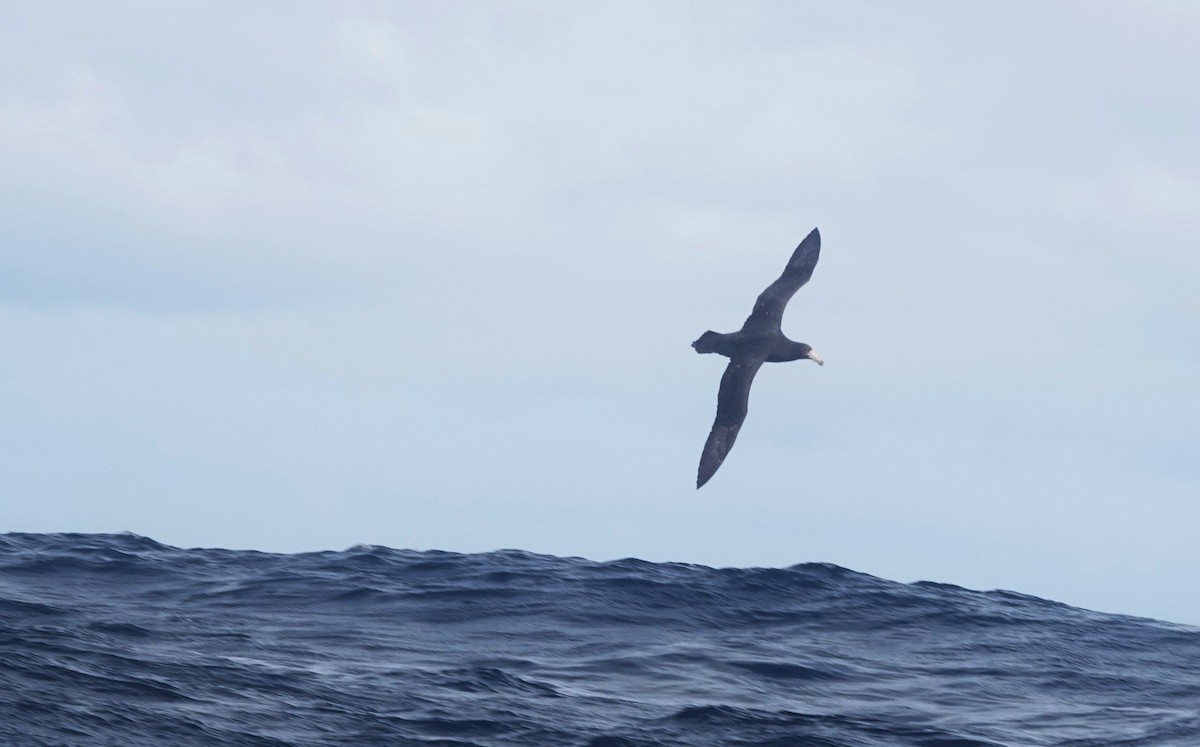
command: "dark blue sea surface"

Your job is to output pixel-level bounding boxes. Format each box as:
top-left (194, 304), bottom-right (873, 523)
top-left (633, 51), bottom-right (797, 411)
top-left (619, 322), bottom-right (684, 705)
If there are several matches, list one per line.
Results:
top-left (2, 533), bottom-right (1199, 746)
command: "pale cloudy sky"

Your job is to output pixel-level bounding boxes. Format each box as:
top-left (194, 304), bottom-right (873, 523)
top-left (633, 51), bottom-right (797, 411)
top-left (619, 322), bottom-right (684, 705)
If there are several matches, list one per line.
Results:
top-left (2, 2), bottom-right (1198, 623)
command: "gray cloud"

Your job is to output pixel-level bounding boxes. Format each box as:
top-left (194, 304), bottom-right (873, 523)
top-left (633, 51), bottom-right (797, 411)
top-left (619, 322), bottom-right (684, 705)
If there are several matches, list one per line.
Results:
top-left (1, 2), bottom-right (1198, 623)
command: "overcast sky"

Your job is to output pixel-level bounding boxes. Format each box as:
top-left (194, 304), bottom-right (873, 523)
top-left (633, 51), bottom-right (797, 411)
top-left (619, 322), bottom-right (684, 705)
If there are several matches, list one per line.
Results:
top-left (2, 2), bottom-right (1198, 624)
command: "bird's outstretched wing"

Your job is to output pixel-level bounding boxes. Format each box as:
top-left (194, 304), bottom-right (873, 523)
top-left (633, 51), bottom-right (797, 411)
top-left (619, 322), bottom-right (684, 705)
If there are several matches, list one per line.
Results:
top-left (743, 227), bottom-right (821, 331)
top-left (697, 356), bottom-right (766, 488)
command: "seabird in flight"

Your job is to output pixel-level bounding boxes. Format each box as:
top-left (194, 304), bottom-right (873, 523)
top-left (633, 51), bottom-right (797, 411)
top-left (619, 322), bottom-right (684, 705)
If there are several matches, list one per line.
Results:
top-left (692, 228), bottom-right (824, 488)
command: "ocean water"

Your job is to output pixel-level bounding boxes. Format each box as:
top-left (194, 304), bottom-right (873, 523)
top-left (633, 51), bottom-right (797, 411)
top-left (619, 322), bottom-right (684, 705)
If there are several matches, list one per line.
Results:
top-left (2, 533), bottom-right (1198, 747)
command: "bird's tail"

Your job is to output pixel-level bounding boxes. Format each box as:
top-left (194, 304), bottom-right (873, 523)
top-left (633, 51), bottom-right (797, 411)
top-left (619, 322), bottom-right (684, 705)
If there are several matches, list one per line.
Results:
top-left (691, 330), bottom-right (721, 354)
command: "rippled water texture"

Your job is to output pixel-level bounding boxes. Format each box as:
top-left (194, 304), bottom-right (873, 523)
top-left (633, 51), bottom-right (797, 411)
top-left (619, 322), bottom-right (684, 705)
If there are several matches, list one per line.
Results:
top-left (2, 533), bottom-right (1199, 746)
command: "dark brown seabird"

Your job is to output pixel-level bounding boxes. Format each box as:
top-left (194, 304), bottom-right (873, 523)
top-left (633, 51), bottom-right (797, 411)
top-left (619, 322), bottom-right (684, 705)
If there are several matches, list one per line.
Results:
top-left (692, 228), bottom-right (824, 488)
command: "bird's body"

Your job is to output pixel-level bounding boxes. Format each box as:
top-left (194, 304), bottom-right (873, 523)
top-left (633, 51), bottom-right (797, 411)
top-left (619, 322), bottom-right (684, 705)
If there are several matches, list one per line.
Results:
top-left (692, 228), bottom-right (824, 488)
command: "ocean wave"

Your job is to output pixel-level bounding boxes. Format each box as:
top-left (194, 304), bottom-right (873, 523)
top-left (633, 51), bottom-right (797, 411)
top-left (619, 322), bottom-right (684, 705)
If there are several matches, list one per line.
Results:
top-left (2, 533), bottom-right (1198, 746)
